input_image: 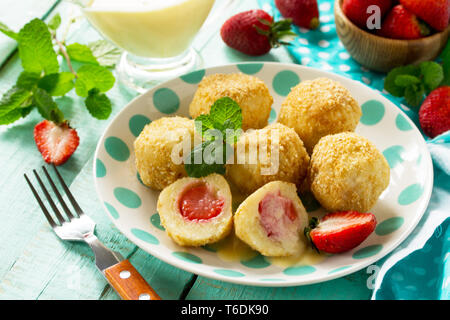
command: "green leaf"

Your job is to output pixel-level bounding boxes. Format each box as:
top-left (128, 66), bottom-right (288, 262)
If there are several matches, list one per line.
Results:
top-left (47, 13), bottom-right (61, 31)
top-left (38, 72), bottom-right (75, 96)
top-left (210, 97), bottom-right (242, 131)
top-left (33, 88), bottom-right (64, 124)
top-left (394, 75), bottom-right (421, 87)
top-left (384, 65), bottom-right (421, 97)
top-left (0, 21), bottom-right (18, 40)
top-left (66, 43), bottom-right (99, 65)
top-left (0, 109), bottom-right (22, 125)
top-left (404, 84), bottom-right (425, 107)
top-left (87, 40), bottom-right (122, 67)
top-left (0, 86), bottom-right (33, 118)
top-left (16, 71), bottom-right (41, 90)
top-left (17, 18), bottom-right (59, 74)
top-left (75, 64), bottom-right (115, 97)
top-left (85, 88), bottom-right (112, 120)
top-left (420, 61), bottom-right (444, 92)
top-left (440, 39), bottom-right (450, 62)
top-left (184, 141), bottom-right (227, 178)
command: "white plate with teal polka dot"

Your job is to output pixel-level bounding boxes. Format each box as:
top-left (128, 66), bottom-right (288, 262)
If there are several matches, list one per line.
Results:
top-left (94, 62), bottom-right (433, 287)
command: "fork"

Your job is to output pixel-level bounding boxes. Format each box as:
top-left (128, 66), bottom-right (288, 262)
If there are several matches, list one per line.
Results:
top-left (24, 165), bottom-right (161, 300)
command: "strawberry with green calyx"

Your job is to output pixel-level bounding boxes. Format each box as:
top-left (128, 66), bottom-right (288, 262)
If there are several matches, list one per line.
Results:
top-left (220, 9), bottom-right (296, 56)
top-left (304, 211), bottom-right (377, 254)
top-left (275, 0), bottom-right (320, 30)
top-left (377, 5), bottom-right (430, 40)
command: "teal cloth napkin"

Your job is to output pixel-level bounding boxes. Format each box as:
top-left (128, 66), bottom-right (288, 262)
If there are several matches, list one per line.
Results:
top-left (257, 0), bottom-right (449, 300)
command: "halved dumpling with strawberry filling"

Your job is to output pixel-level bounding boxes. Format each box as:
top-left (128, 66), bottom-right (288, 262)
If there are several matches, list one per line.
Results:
top-left (234, 181), bottom-right (308, 257)
top-left (157, 174), bottom-right (233, 247)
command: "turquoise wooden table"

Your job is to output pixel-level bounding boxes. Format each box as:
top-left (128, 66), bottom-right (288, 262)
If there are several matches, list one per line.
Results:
top-left (0, 0), bottom-right (373, 300)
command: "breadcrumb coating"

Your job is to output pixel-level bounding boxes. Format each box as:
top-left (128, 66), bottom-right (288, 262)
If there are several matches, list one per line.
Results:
top-left (234, 181), bottom-right (308, 257)
top-left (279, 77), bottom-right (361, 153)
top-left (309, 132), bottom-right (390, 212)
top-left (226, 123), bottom-right (310, 195)
top-left (134, 117), bottom-right (195, 191)
top-left (189, 73), bottom-right (273, 130)
top-left (157, 174), bottom-right (233, 246)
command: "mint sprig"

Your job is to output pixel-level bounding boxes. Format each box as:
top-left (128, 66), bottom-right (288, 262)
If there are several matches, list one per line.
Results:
top-left (0, 16), bottom-right (119, 126)
top-left (185, 97), bottom-right (242, 178)
top-left (384, 43), bottom-right (449, 107)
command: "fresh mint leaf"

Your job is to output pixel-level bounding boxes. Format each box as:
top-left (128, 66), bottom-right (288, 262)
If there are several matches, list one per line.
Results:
top-left (184, 141), bottom-right (227, 178)
top-left (38, 72), bottom-right (75, 96)
top-left (0, 86), bottom-right (33, 118)
top-left (75, 64), bottom-right (115, 97)
top-left (420, 61), bottom-right (444, 92)
top-left (16, 71), bottom-right (41, 90)
top-left (33, 88), bottom-right (64, 124)
top-left (17, 18), bottom-right (59, 74)
top-left (440, 39), bottom-right (450, 62)
top-left (66, 43), bottom-right (99, 65)
top-left (85, 88), bottom-right (112, 120)
top-left (47, 13), bottom-right (61, 31)
top-left (394, 75), bottom-right (421, 87)
top-left (404, 84), bottom-right (425, 107)
top-left (209, 97), bottom-right (243, 132)
top-left (384, 65), bottom-right (421, 97)
top-left (88, 40), bottom-right (122, 67)
top-left (0, 21), bottom-right (18, 40)
top-left (0, 109), bottom-right (22, 125)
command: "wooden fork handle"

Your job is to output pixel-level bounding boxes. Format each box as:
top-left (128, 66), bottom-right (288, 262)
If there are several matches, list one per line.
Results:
top-left (104, 259), bottom-right (161, 300)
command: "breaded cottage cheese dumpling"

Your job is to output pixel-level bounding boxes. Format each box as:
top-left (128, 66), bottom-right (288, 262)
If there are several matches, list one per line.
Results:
top-left (309, 132), bottom-right (390, 213)
top-left (134, 117), bottom-right (195, 191)
top-left (226, 123), bottom-right (310, 195)
top-left (234, 181), bottom-right (308, 257)
top-left (189, 73), bottom-right (273, 130)
top-left (279, 77), bottom-right (362, 153)
top-left (157, 174), bottom-right (233, 247)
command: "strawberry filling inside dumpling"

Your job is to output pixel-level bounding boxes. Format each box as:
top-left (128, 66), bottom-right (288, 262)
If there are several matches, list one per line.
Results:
top-left (179, 184), bottom-right (225, 221)
top-left (258, 192), bottom-right (299, 241)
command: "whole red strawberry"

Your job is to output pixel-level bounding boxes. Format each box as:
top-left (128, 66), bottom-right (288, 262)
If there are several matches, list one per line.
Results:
top-left (34, 120), bottom-right (80, 165)
top-left (305, 211), bottom-right (377, 254)
top-left (419, 86), bottom-right (450, 138)
top-left (275, 0), bottom-right (320, 29)
top-left (377, 5), bottom-right (429, 39)
top-left (400, 0), bottom-right (450, 32)
top-left (342, 0), bottom-right (392, 29)
top-left (220, 9), bottom-right (295, 56)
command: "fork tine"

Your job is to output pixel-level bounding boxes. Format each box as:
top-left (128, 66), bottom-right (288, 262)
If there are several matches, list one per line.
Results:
top-left (42, 166), bottom-right (77, 220)
top-left (24, 174), bottom-right (57, 228)
top-left (51, 164), bottom-right (84, 216)
top-left (33, 169), bottom-right (67, 225)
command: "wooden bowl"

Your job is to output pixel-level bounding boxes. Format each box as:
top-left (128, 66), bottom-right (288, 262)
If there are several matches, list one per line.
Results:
top-left (334, 0), bottom-right (450, 72)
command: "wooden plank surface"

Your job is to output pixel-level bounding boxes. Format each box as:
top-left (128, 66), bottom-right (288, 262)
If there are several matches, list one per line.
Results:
top-left (0, 0), bottom-right (373, 300)
top-left (0, 1), bottom-right (192, 300)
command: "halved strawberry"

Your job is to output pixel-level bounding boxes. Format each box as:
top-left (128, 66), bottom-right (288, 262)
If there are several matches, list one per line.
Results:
top-left (34, 120), bottom-right (80, 166)
top-left (304, 211), bottom-right (377, 254)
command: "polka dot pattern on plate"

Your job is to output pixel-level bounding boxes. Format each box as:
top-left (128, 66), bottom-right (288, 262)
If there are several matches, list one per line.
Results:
top-left (96, 158), bottom-right (106, 178)
top-left (104, 137), bottom-right (130, 162)
top-left (360, 100), bottom-right (385, 126)
top-left (94, 58), bottom-right (433, 287)
top-left (153, 88), bottom-right (180, 114)
top-left (272, 70), bottom-right (300, 96)
top-left (129, 114), bottom-right (151, 137)
top-left (114, 187), bottom-right (142, 209)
